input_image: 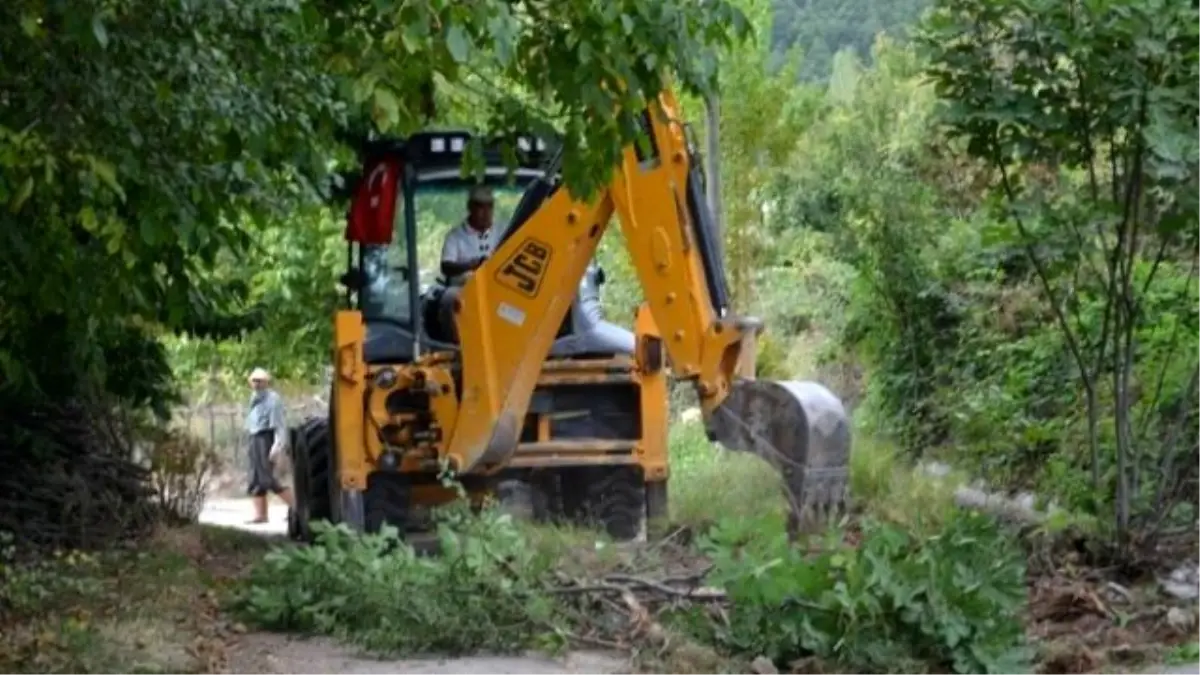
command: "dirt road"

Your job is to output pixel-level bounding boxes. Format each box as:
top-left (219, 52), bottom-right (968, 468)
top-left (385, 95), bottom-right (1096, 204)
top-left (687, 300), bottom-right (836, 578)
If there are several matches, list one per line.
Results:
top-left (226, 633), bottom-right (627, 674)
top-left (198, 496), bottom-right (289, 536)
top-left (197, 498), bottom-right (628, 674)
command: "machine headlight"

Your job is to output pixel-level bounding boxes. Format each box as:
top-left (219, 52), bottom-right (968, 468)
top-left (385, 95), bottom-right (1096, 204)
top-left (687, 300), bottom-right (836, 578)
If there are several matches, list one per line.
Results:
top-left (373, 367), bottom-right (398, 390)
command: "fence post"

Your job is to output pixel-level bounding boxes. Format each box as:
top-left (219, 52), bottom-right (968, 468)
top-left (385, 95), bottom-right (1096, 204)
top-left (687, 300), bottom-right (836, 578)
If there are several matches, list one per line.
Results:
top-left (231, 411), bottom-right (244, 473)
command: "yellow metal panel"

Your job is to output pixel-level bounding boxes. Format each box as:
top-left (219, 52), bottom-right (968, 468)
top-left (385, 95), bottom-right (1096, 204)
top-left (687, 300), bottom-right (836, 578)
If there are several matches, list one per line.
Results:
top-left (635, 303), bottom-right (669, 480)
top-left (445, 193), bottom-right (616, 475)
top-left (363, 364), bottom-right (459, 472)
top-left (608, 93), bottom-right (748, 414)
top-left (333, 310), bottom-right (368, 491)
top-left (438, 87), bottom-right (756, 476)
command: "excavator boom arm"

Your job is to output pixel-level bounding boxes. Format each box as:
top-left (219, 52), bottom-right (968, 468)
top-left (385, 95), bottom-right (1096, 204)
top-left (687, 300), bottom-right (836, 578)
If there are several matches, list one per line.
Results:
top-left (444, 88), bottom-right (852, 537)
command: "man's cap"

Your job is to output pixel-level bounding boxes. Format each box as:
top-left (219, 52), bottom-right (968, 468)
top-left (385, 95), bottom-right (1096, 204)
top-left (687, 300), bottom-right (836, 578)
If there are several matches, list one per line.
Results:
top-left (249, 367), bottom-right (271, 383)
top-left (467, 185), bottom-right (494, 205)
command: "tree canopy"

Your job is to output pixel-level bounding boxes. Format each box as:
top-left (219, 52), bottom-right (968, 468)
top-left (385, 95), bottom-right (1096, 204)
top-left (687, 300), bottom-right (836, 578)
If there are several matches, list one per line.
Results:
top-left (0, 0), bottom-right (751, 402)
top-left (0, 0), bottom-right (750, 547)
top-left (769, 0), bottom-right (931, 80)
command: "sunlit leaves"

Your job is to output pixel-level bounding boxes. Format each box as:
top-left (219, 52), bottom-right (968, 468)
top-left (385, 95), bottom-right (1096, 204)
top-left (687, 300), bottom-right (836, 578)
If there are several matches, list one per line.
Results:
top-left (445, 24), bottom-right (470, 64)
top-left (916, 0), bottom-right (1200, 549)
top-left (0, 0), bottom-right (348, 396)
top-left (918, 0), bottom-right (1199, 190)
top-left (324, 0), bottom-right (750, 199)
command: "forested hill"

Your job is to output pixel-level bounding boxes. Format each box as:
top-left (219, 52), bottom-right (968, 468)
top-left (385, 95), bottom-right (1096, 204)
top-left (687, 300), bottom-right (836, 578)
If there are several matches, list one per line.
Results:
top-left (770, 0), bottom-right (930, 80)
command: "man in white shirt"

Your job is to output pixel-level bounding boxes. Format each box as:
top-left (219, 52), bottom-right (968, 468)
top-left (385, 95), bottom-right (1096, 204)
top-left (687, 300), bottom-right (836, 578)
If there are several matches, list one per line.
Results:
top-left (440, 185), bottom-right (497, 285)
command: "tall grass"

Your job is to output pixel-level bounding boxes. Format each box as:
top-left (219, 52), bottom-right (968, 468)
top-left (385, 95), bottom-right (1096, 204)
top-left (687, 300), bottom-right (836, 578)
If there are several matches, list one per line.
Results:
top-left (667, 419), bottom-right (960, 534)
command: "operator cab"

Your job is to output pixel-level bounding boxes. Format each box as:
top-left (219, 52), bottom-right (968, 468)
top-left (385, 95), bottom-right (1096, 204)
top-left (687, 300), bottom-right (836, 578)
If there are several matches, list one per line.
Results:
top-left (339, 130), bottom-right (635, 364)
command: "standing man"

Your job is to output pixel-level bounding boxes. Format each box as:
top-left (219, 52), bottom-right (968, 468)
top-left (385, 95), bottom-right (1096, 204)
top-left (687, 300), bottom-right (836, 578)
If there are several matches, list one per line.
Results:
top-left (244, 367), bottom-right (294, 524)
top-left (439, 184), bottom-right (497, 285)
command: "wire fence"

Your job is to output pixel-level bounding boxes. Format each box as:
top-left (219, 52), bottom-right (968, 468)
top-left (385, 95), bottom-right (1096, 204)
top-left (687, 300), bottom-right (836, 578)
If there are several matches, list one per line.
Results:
top-left (172, 395), bottom-right (326, 489)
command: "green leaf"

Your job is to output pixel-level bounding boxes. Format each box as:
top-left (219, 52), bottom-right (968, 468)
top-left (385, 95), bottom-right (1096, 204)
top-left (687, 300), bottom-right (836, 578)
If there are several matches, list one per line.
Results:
top-left (446, 24), bottom-right (470, 64)
top-left (9, 177), bottom-right (33, 213)
top-left (79, 206), bottom-right (99, 232)
top-left (91, 14), bottom-right (109, 49)
top-left (20, 14), bottom-right (41, 38)
top-left (372, 87), bottom-right (400, 128)
top-left (90, 158), bottom-right (123, 199)
top-left (487, 14), bottom-right (517, 66)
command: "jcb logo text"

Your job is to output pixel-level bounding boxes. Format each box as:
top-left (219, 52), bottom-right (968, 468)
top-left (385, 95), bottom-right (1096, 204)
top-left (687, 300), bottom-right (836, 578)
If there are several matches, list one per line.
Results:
top-left (495, 238), bottom-right (553, 298)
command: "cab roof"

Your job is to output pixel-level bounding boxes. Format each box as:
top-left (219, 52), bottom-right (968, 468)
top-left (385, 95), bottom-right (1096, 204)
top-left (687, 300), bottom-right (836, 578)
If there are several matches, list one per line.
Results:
top-left (375, 130), bottom-right (557, 186)
top-left (331, 129), bottom-right (558, 202)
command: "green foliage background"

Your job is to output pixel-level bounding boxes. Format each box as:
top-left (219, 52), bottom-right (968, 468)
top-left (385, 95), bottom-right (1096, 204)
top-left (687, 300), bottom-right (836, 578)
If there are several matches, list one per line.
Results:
top-left (0, 0), bottom-right (1195, 669)
top-left (151, 0), bottom-right (1197, 550)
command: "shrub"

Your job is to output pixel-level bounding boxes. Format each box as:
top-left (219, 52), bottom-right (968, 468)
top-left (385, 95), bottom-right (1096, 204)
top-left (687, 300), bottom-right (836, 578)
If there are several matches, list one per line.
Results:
top-left (234, 502), bottom-right (564, 655)
top-left (145, 428), bottom-right (222, 524)
top-left (700, 509), bottom-right (1031, 674)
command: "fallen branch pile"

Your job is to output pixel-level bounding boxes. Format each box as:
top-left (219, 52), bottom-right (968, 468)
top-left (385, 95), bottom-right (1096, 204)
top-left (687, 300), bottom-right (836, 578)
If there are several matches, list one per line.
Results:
top-left (546, 565), bottom-right (726, 654)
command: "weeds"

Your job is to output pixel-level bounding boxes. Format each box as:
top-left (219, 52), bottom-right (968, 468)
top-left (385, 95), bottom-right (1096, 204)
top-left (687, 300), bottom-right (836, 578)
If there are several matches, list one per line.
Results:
top-left (0, 524), bottom-right (268, 674)
top-left (232, 440), bottom-right (1034, 675)
top-left (699, 510), bottom-right (1032, 674)
top-left (0, 531), bottom-right (105, 621)
top-left (670, 419), bottom-right (961, 534)
top-left (235, 503), bottom-right (566, 656)
top-left (849, 435), bottom-right (960, 531)
top-left (668, 421), bottom-right (786, 529)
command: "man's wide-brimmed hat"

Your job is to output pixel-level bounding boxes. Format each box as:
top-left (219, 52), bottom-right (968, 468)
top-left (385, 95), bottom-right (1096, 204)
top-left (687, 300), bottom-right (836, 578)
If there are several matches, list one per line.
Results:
top-left (248, 367), bottom-right (271, 383)
top-left (467, 184), bottom-right (494, 205)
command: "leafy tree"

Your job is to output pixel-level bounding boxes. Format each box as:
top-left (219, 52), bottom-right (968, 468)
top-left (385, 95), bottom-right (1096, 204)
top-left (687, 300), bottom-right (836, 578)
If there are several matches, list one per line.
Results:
top-left (0, 0), bottom-right (753, 546)
top-left (314, 0), bottom-right (751, 198)
top-left (706, 0), bottom-right (820, 312)
top-left (770, 0), bottom-right (932, 81)
top-left (769, 39), bottom-right (964, 442)
top-left (919, 0), bottom-right (1199, 552)
top-left (1, 0), bottom-right (348, 397)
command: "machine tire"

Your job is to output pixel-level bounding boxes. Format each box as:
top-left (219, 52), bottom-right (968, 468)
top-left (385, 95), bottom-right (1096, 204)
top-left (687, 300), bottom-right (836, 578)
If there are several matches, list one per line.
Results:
top-left (495, 479), bottom-right (536, 520)
top-left (561, 466), bottom-right (646, 542)
top-left (364, 472), bottom-right (411, 536)
top-left (495, 473), bottom-right (558, 523)
top-left (288, 416), bottom-right (334, 542)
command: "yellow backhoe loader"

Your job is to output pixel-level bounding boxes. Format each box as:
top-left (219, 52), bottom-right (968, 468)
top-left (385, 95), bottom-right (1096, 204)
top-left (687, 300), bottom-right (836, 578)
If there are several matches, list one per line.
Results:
top-left (287, 87), bottom-right (851, 542)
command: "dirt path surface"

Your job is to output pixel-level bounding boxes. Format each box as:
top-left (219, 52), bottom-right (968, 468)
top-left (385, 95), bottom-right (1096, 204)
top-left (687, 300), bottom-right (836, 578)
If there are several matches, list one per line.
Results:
top-left (199, 496), bottom-right (290, 536)
top-left (227, 633), bottom-right (627, 674)
top-left (198, 498), bottom-right (629, 675)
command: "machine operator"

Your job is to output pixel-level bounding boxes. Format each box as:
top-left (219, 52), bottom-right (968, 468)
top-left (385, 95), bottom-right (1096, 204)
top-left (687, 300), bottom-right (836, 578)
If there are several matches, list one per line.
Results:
top-left (439, 185), bottom-right (497, 285)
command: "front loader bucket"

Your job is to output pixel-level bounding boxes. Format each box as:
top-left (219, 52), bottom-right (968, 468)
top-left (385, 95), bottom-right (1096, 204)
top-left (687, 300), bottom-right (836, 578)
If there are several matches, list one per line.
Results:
top-left (706, 380), bottom-right (852, 539)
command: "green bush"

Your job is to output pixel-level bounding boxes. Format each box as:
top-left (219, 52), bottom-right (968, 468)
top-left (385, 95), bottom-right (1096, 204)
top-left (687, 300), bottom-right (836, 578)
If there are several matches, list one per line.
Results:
top-left (699, 510), bottom-right (1031, 674)
top-left (234, 504), bottom-right (564, 656)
